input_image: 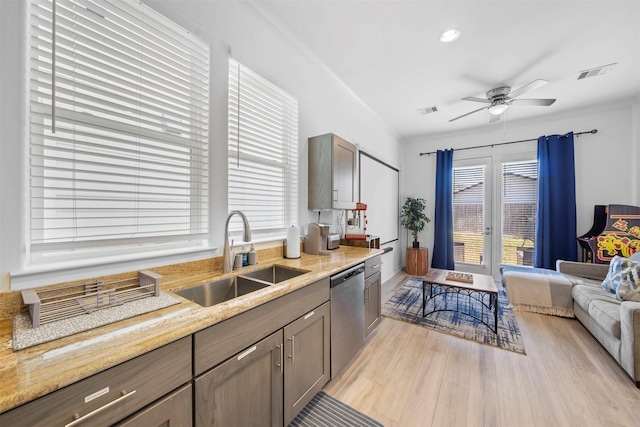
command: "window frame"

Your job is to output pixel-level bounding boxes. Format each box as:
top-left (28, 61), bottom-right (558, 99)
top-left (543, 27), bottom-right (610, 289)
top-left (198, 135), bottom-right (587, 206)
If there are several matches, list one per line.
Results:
top-left (227, 58), bottom-right (299, 240)
top-left (27, 0), bottom-right (210, 267)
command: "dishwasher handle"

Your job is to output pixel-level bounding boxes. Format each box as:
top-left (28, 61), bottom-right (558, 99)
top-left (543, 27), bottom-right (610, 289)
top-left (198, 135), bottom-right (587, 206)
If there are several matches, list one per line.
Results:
top-left (330, 263), bottom-right (365, 287)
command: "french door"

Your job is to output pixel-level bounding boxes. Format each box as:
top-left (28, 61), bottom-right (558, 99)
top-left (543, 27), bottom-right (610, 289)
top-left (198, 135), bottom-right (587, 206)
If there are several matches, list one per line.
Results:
top-left (452, 158), bottom-right (493, 276)
top-left (453, 155), bottom-right (538, 278)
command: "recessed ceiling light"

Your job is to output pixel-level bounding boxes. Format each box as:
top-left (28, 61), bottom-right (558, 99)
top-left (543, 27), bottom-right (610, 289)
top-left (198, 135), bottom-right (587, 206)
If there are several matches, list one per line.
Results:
top-left (439, 29), bottom-right (461, 43)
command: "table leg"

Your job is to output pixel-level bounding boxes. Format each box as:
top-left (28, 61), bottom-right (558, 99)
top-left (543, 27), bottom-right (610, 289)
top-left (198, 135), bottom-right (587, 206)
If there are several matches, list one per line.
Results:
top-left (493, 293), bottom-right (499, 337)
top-left (422, 281), bottom-right (426, 317)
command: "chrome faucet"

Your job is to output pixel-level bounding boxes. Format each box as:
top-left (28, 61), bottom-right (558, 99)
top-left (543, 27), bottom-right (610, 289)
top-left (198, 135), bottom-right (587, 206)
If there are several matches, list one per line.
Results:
top-left (223, 210), bottom-right (252, 274)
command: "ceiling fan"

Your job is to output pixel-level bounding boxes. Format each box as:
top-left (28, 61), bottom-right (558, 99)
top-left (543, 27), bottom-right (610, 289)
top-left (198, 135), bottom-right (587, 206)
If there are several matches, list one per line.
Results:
top-left (449, 79), bottom-right (556, 123)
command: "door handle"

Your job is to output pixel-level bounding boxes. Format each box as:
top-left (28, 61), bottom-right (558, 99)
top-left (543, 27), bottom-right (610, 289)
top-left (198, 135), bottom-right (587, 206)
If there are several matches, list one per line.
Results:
top-left (288, 336), bottom-right (295, 364)
top-left (276, 344), bottom-right (283, 372)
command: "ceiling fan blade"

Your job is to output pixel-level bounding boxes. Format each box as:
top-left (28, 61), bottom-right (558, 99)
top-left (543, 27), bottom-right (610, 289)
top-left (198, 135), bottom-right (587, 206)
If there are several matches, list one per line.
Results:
top-left (508, 79), bottom-right (548, 99)
top-left (449, 106), bottom-right (488, 122)
top-left (462, 96), bottom-right (491, 104)
top-left (510, 98), bottom-right (556, 106)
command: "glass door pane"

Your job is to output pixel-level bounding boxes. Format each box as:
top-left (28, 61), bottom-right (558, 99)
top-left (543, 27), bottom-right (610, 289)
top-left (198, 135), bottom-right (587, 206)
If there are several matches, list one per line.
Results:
top-left (453, 159), bottom-right (492, 274)
top-left (500, 160), bottom-right (538, 267)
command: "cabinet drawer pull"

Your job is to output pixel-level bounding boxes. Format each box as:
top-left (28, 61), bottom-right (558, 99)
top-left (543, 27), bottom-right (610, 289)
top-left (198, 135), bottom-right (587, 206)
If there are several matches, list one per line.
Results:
top-left (371, 264), bottom-right (381, 269)
top-left (237, 345), bottom-right (257, 361)
top-left (304, 310), bottom-right (315, 320)
top-left (65, 389), bottom-right (136, 427)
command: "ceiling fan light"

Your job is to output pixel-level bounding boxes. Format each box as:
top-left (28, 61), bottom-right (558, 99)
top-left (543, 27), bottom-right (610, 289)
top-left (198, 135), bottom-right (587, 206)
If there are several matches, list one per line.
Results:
top-left (489, 102), bottom-right (509, 115)
top-left (439, 29), bottom-right (460, 43)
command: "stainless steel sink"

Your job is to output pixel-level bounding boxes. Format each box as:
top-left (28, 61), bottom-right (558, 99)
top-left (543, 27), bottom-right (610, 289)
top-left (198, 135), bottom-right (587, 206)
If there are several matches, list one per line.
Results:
top-left (239, 265), bottom-right (309, 284)
top-left (175, 276), bottom-right (270, 307)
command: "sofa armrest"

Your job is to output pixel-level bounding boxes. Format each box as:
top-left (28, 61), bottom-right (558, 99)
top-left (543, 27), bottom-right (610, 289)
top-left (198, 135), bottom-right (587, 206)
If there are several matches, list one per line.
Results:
top-left (620, 301), bottom-right (640, 383)
top-left (555, 260), bottom-right (609, 281)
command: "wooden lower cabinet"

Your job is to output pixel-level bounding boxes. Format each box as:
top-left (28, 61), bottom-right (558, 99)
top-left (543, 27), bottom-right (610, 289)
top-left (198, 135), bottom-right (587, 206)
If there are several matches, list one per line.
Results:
top-left (364, 271), bottom-right (381, 338)
top-left (194, 302), bottom-right (331, 427)
top-left (195, 330), bottom-right (284, 427)
top-left (115, 383), bottom-right (192, 427)
top-left (0, 337), bottom-right (192, 427)
top-left (283, 301), bottom-right (330, 426)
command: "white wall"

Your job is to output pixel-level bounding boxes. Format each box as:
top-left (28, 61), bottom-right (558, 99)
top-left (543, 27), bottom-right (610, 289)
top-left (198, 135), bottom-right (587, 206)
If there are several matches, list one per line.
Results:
top-left (0, 0), bottom-right (401, 291)
top-left (400, 103), bottom-right (638, 267)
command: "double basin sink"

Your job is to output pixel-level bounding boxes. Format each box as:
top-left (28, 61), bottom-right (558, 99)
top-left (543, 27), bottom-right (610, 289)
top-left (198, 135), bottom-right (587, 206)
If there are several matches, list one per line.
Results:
top-left (175, 265), bottom-right (309, 307)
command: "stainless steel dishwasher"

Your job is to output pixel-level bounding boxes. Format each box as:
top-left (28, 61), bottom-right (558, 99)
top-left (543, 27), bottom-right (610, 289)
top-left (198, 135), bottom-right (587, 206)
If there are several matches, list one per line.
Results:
top-left (330, 263), bottom-right (365, 378)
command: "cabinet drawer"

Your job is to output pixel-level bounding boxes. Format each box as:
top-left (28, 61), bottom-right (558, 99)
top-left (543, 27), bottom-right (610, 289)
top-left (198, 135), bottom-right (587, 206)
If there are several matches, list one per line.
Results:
top-left (114, 383), bottom-right (192, 427)
top-left (0, 336), bottom-right (191, 427)
top-left (194, 277), bottom-right (330, 375)
top-left (365, 255), bottom-right (382, 278)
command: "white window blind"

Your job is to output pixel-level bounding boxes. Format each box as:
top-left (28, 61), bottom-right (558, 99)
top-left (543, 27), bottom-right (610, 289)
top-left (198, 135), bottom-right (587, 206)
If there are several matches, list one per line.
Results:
top-left (29, 0), bottom-right (210, 264)
top-left (453, 165), bottom-right (485, 265)
top-left (501, 160), bottom-right (538, 266)
top-left (228, 58), bottom-right (298, 238)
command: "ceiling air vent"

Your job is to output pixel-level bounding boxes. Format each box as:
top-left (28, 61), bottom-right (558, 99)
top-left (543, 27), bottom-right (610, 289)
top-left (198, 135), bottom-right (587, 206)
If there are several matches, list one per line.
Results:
top-left (577, 62), bottom-right (617, 80)
top-left (417, 106), bottom-right (438, 115)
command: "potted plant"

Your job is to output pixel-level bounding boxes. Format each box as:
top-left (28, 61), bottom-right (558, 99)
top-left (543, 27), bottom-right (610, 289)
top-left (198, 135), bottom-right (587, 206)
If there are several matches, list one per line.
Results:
top-left (401, 197), bottom-right (430, 248)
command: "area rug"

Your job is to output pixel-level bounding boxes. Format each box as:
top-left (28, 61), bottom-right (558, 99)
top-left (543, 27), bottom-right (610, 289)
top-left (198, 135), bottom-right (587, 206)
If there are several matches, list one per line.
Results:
top-left (382, 277), bottom-right (525, 354)
top-left (289, 391), bottom-right (383, 427)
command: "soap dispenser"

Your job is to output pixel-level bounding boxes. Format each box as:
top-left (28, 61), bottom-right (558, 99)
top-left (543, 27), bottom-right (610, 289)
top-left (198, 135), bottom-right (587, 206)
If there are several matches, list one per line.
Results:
top-left (248, 244), bottom-right (257, 265)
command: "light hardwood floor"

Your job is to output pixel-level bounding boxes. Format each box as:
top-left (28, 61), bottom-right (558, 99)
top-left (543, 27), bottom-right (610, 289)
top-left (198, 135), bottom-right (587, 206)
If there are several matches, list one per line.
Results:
top-left (323, 271), bottom-right (640, 427)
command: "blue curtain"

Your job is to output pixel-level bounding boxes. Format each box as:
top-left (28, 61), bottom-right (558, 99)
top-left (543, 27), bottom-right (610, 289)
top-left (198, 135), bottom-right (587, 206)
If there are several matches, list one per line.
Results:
top-left (431, 149), bottom-right (455, 270)
top-left (535, 132), bottom-right (578, 269)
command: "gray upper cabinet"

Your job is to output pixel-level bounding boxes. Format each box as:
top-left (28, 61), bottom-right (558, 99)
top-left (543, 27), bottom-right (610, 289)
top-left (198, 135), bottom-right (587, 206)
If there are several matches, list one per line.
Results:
top-left (308, 133), bottom-right (357, 210)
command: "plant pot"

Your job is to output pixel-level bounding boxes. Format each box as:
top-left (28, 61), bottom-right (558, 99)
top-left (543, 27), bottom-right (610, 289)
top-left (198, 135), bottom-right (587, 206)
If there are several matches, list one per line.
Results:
top-left (412, 241), bottom-right (420, 248)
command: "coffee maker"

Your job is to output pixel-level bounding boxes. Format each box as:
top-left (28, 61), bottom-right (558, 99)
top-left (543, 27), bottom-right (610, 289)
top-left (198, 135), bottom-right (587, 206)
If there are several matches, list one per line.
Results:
top-left (304, 223), bottom-right (331, 255)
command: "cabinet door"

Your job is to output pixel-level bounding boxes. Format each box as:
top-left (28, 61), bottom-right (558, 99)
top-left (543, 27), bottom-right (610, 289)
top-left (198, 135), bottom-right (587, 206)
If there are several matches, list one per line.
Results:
top-left (195, 330), bottom-right (284, 427)
top-left (283, 302), bottom-right (331, 426)
top-left (115, 384), bottom-right (192, 427)
top-left (332, 135), bottom-right (356, 209)
top-left (365, 272), bottom-right (382, 338)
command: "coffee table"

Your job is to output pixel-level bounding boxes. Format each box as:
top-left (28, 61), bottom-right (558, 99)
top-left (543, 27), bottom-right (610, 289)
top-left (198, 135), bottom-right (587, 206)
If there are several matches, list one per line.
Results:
top-left (422, 268), bottom-right (499, 335)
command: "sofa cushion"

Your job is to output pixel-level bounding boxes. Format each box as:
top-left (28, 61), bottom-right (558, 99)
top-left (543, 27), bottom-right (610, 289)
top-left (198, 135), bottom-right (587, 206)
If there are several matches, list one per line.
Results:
top-left (588, 300), bottom-right (621, 338)
top-left (572, 283), bottom-right (620, 314)
top-left (615, 259), bottom-right (640, 302)
top-left (602, 256), bottom-right (629, 293)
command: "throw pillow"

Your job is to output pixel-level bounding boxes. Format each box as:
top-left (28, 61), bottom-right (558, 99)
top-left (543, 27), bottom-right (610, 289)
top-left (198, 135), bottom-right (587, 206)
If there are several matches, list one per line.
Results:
top-left (602, 256), bottom-right (627, 294)
top-left (615, 259), bottom-right (640, 302)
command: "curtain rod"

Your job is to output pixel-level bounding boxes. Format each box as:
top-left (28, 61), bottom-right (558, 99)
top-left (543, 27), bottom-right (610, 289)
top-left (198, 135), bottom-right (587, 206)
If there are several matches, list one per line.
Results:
top-left (419, 129), bottom-right (598, 157)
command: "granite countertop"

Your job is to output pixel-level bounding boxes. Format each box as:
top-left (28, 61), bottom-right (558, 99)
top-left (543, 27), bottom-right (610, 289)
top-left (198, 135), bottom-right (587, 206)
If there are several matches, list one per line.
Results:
top-left (0, 246), bottom-right (383, 414)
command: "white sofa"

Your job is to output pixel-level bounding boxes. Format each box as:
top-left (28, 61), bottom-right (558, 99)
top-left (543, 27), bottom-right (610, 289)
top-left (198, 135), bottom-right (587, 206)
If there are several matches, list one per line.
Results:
top-left (502, 252), bottom-right (640, 387)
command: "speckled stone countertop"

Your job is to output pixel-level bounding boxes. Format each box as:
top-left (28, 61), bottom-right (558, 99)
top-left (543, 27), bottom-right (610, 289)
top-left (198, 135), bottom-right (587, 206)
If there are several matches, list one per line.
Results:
top-left (0, 246), bottom-right (382, 414)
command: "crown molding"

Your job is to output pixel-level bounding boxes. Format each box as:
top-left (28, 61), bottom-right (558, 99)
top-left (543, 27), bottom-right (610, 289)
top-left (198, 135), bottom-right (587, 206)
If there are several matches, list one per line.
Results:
top-left (239, 0), bottom-right (400, 141)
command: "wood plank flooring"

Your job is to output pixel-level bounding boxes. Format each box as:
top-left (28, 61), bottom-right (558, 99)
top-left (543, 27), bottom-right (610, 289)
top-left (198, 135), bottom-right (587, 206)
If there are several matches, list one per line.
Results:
top-left (323, 271), bottom-right (640, 426)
